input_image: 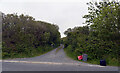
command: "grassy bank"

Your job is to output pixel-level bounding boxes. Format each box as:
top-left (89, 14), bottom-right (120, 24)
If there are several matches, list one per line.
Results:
top-left (64, 47), bottom-right (119, 66)
top-left (3, 45), bottom-right (59, 59)
top-left (55, 44), bottom-right (63, 53)
top-left (0, 49), bottom-right (1, 60)
top-left (0, 43), bottom-right (2, 59)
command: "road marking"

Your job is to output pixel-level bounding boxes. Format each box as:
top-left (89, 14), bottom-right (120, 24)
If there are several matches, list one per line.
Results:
top-left (1, 60), bottom-right (78, 65)
top-left (0, 60), bottom-right (106, 67)
top-left (88, 64), bottom-right (105, 67)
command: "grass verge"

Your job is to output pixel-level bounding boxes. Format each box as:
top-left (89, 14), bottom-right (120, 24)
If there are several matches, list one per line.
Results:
top-left (2, 45), bottom-right (59, 60)
top-left (64, 47), bottom-right (120, 67)
top-left (55, 45), bottom-right (63, 54)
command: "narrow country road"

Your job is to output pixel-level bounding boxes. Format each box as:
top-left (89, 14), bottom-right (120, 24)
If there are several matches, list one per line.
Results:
top-left (2, 45), bottom-right (119, 71)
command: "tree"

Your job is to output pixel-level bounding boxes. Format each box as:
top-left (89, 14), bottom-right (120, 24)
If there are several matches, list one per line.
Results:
top-left (83, 0), bottom-right (120, 41)
top-left (64, 28), bottom-right (72, 35)
top-left (2, 13), bottom-right (61, 58)
top-left (63, 0), bottom-right (120, 66)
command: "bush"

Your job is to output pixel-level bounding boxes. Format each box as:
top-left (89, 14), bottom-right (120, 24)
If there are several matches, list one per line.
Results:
top-left (63, 26), bottom-right (119, 66)
top-left (2, 13), bottom-right (61, 59)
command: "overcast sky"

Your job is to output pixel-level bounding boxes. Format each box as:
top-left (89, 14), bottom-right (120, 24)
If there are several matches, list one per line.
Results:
top-left (0, 0), bottom-right (92, 37)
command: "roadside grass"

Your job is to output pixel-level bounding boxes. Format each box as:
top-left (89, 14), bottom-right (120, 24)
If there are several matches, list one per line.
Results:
top-left (55, 45), bottom-right (63, 54)
top-left (0, 50), bottom-right (1, 60)
top-left (2, 45), bottom-right (59, 60)
top-left (0, 43), bottom-right (2, 60)
top-left (64, 48), bottom-right (120, 66)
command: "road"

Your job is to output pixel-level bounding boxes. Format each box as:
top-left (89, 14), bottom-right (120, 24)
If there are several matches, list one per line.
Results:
top-left (1, 45), bottom-right (119, 71)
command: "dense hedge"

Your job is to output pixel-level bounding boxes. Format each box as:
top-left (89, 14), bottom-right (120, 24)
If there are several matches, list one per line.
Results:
top-left (64, 26), bottom-right (120, 66)
top-left (63, 0), bottom-right (120, 66)
top-left (2, 13), bottom-right (61, 58)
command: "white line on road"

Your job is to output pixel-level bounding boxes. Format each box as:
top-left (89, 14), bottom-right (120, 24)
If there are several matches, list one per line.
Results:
top-left (0, 60), bottom-right (105, 68)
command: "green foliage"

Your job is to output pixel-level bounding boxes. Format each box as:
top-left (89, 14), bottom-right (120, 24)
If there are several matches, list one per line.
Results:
top-left (83, 0), bottom-right (120, 41)
top-left (2, 13), bottom-right (61, 59)
top-left (64, 0), bottom-right (120, 66)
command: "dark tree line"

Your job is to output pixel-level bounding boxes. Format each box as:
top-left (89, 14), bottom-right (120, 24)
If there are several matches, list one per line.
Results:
top-left (2, 13), bottom-right (61, 58)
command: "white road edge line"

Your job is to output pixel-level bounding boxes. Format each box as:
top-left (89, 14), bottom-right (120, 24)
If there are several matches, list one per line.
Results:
top-left (0, 60), bottom-right (106, 67)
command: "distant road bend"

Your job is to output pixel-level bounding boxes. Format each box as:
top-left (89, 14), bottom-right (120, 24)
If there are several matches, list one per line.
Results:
top-left (2, 44), bottom-right (119, 71)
